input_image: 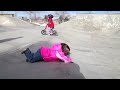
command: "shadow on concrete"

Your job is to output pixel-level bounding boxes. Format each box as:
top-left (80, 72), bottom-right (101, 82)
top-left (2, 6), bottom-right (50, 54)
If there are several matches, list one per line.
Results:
top-left (0, 62), bottom-right (85, 79)
top-left (0, 37), bottom-right (23, 43)
top-left (47, 62), bottom-right (86, 79)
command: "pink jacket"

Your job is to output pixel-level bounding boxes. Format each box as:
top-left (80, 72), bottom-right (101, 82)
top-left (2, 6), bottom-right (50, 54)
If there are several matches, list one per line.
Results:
top-left (40, 43), bottom-right (73, 63)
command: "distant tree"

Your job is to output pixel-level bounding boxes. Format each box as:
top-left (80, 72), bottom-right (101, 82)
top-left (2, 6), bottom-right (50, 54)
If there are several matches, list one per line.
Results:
top-left (55, 11), bottom-right (70, 24)
top-left (0, 11), bottom-right (10, 14)
top-left (55, 11), bottom-right (66, 24)
top-left (32, 11), bottom-right (37, 21)
top-left (14, 11), bottom-right (19, 17)
top-left (58, 15), bottom-right (64, 24)
top-left (64, 16), bottom-right (70, 22)
top-left (44, 15), bottom-right (48, 22)
top-left (88, 11), bottom-right (92, 14)
top-left (0, 11), bottom-right (4, 14)
top-left (0, 11), bottom-right (9, 14)
top-left (26, 11), bottom-right (34, 23)
top-left (25, 11), bottom-right (43, 22)
top-left (55, 11), bottom-right (67, 16)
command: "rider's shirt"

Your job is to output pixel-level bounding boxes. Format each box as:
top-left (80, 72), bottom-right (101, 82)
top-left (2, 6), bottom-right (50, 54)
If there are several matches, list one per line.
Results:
top-left (47, 18), bottom-right (54, 28)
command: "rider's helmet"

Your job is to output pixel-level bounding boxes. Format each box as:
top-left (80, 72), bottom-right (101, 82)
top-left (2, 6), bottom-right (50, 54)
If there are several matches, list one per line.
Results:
top-left (48, 14), bottom-right (53, 18)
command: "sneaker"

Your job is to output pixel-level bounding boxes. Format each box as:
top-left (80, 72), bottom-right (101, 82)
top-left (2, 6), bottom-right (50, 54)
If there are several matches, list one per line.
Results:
top-left (21, 48), bottom-right (29, 54)
top-left (26, 59), bottom-right (29, 62)
top-left (50, 33), bottom-right (53, 35)
top-left (48, 33), bottom-right (51, 35)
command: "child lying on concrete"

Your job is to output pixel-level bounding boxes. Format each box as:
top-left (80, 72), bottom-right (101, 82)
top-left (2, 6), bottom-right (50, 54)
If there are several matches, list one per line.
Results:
top-left (21, 43), bottom-right (73, 63)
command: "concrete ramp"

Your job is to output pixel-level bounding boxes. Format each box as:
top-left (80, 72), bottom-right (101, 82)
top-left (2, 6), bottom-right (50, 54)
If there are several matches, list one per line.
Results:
top-left (53, 14), bottom-right (120, 79)
top-left (57, 14), bottom-right (120, 32)
top-left (0, 15), bottom-right (33, 27)
top-left (0, 14), bottom-right (120, 79)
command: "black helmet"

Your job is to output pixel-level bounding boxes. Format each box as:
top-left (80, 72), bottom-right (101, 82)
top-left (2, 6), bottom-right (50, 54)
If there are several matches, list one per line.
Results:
top-left (48, 14), bottom-right (53, 18)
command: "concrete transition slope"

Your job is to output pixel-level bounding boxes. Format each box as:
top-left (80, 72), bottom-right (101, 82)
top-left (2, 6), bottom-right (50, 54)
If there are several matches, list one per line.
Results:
top-left (57, 14), bottom-right (120, 32)
top-left (54, 14), bottom-right (120, 79)
top-left (0, 14), bottom-right (120, 79)
top-left (0, 15), bottom-right (33, 27)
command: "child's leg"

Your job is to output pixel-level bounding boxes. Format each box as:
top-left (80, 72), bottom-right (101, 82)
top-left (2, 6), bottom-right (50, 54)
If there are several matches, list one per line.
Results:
top-left (24, 49), bottom-right (43, 63)
top-left (50, 28), bottom-right (53, 34)
top-left (31, 49), bottom-right (43, 63)
top-left (24, 48), bottom-right (34, 61)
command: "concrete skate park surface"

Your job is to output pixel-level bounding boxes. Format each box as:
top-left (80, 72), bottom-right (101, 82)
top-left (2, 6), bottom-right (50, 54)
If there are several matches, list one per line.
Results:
top-left (0, 15), bottom-right (120, 79)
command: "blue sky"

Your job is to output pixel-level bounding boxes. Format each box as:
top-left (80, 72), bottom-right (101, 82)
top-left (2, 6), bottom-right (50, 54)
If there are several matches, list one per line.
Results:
top-left (17, 11), bottom-right (120, 17)
top-left (2, 11), bottom-right (120, 18)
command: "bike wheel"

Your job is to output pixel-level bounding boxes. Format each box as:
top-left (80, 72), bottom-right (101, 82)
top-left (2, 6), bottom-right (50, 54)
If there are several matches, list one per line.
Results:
top-left (41, 30), bottom-right (46, 35)
top-left (54, 30), bottom-right (58, 36)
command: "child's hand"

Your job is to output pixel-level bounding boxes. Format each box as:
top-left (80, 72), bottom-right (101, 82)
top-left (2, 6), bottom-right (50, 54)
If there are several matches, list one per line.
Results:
top-left (64, 61), bottom-right (69, 63)
top-left (64, 61), bottom-right (73, 63)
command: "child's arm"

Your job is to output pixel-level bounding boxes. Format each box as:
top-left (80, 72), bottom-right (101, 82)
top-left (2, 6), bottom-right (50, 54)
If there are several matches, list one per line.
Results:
top-left (44, 24), bottom-right (48, 30)
top-left (47, 21), bottom-right (51, 25)
top-left (51, 44), bottom-right (61, 50)
top-left (47, 19), bottom-right (52, 25)
top-left (45, 19), bottom-right (51, 30)
top-left (56, 51), bottom-right (73, 63)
